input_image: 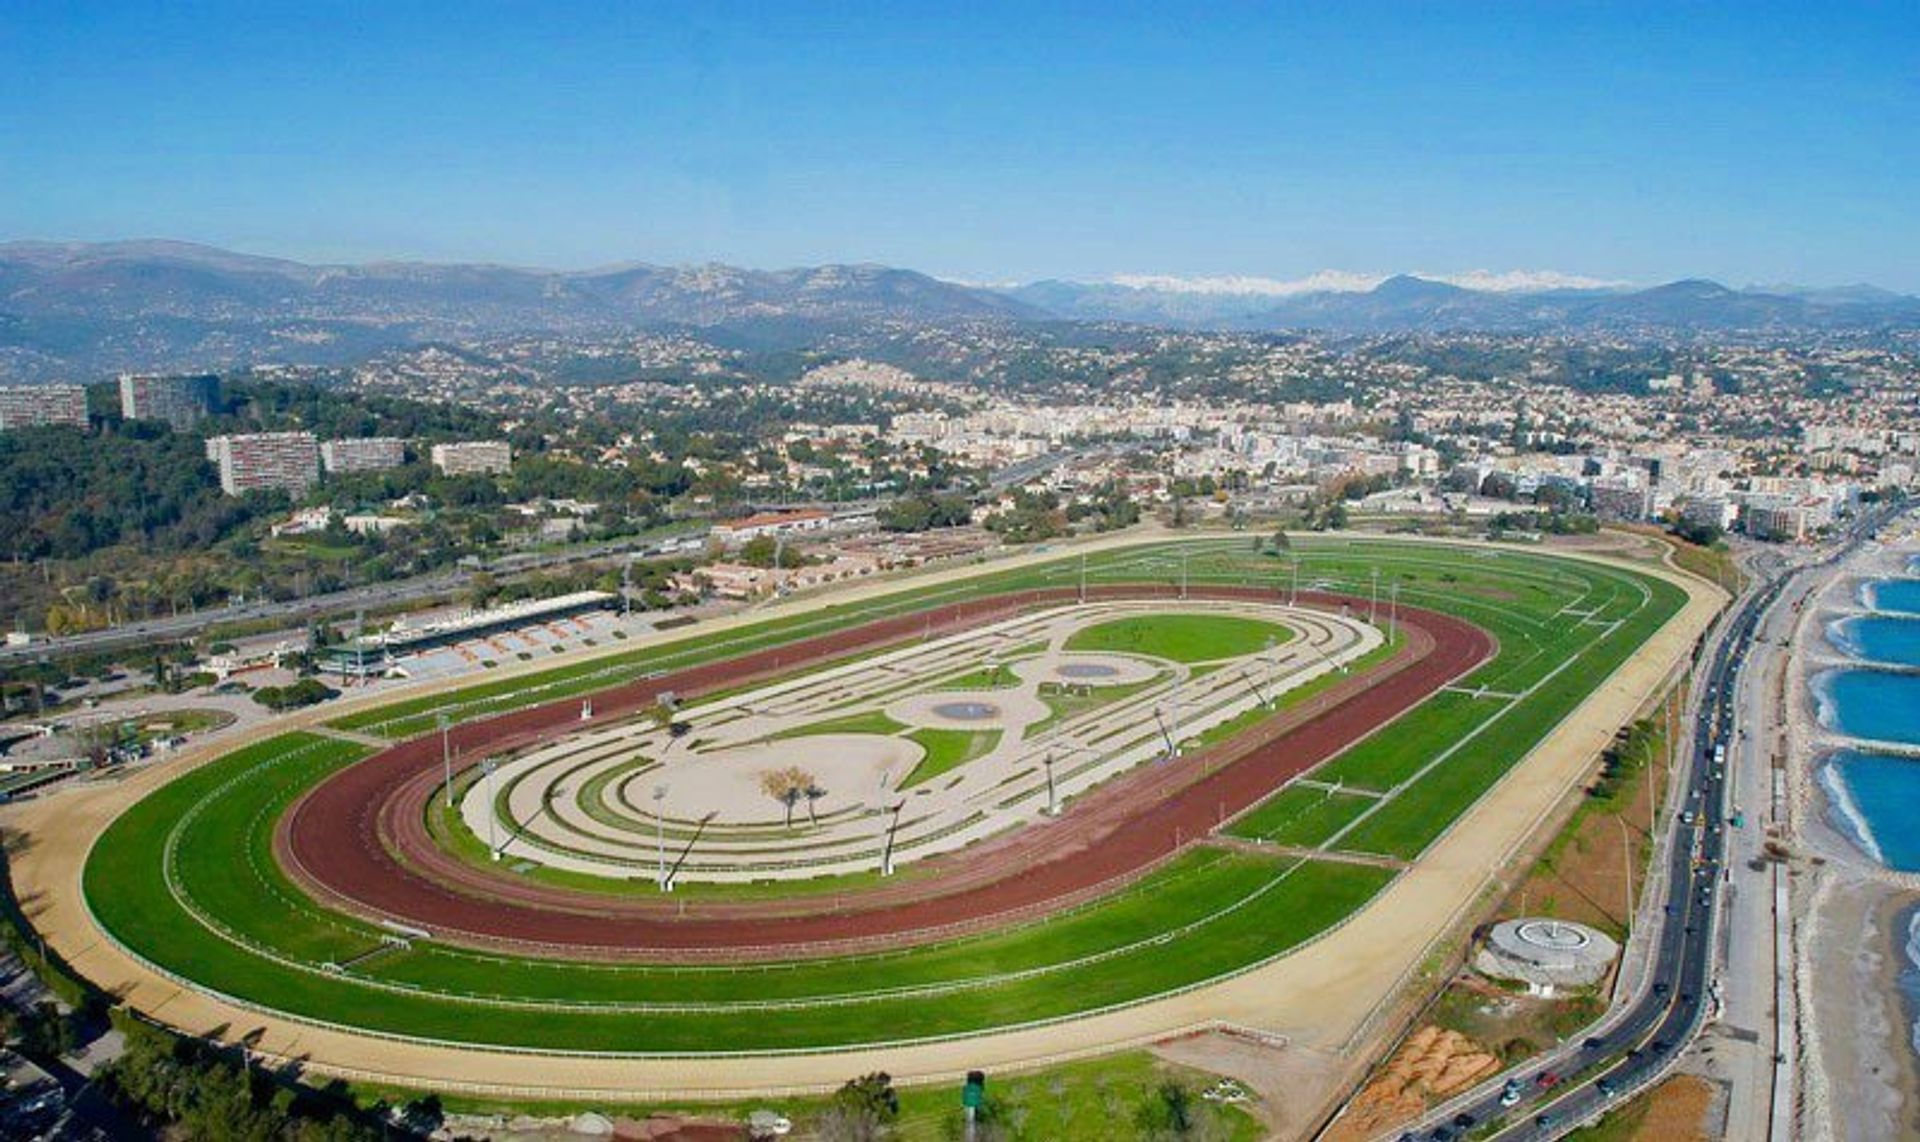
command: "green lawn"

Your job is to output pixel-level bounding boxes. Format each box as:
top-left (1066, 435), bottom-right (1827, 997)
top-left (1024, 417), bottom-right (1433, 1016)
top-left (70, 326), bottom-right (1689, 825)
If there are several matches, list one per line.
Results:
top-left (1065, 613), bottom-right (1293, 663)
top-left (902, 727), bottom-right (1001, 787)
top-left (769, 710), bottom-right (908, 740)
top-left (1225, 785), bottom-right (1377, 847)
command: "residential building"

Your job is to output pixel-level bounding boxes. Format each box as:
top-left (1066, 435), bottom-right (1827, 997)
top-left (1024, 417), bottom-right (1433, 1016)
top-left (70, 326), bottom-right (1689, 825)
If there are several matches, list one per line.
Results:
top-left (0, 384), bottom-right (88, 430)
top-left (321, 436), bottom-right (406, 473)
top-left (430, 440), bottom-right (512, 475)
top-left (118, 373), bottom-right (216, 429)
top-left (205, 432), bottom-right (320, 496)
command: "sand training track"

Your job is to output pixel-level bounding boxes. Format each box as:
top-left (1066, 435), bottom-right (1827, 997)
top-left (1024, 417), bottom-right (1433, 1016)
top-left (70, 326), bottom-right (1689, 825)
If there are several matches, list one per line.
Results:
top-left (279, 585), bottom-right (1472, 959)
top-left (2, 534), bottom-right (1722, 1100)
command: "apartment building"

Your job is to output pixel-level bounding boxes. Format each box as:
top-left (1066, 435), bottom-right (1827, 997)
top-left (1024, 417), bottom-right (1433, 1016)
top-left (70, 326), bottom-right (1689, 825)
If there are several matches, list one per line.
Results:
top-left (205, 432), bottom-right (320, 496)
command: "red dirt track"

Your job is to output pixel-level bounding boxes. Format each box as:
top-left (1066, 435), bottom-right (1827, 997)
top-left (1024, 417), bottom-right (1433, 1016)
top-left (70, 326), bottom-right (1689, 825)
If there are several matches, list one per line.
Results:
top-left (281, 586), bottom-right (1491, 959)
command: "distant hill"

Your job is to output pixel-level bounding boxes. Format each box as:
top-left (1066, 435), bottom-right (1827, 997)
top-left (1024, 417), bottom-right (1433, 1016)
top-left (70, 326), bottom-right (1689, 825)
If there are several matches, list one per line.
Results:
top-left (0, 240), bottom-right (1038, 379)
top-left (1007, 274), bottom-right (1920, 334)
top-left (2, 240), bottom-right (1918, 380)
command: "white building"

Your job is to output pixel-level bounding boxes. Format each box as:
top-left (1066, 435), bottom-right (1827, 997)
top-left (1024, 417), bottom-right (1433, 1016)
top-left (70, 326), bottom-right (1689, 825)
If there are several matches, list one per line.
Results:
top-left (430, 440), bottom-right (512, 476)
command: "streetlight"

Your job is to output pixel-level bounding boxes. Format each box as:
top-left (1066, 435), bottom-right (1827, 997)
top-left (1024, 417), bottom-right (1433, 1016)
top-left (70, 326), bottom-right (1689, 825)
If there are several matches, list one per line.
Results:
top-left (1388, 581), bottom-right (1399, 642)
top-left (1369, 566), bottom-right (1380, 625)
top-left (653, 783), bottom-right (670, 890)
top-left (1044, 749), bottom-right (1060, 815)
top-left (482, 758), bottom-right (501, 861)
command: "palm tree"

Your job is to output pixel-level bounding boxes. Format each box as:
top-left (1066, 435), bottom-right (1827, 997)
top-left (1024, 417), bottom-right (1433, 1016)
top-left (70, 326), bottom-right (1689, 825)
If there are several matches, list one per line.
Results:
top-left (803, 781), bottom-right (827, 825)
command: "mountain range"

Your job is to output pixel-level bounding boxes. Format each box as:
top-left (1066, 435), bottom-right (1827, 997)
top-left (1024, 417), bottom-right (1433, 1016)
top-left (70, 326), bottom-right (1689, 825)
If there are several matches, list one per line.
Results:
top-left (2, 240), bottom-right (1917, 380)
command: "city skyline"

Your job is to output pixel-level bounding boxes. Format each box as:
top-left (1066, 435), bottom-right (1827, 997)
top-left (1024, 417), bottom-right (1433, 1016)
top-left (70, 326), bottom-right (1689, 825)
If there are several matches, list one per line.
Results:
top-left (3, 3), bottom-right (1917, 289)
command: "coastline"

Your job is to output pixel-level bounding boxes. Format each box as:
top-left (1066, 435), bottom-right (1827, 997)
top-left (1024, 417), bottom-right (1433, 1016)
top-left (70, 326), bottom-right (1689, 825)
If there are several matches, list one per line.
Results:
top-left (1787, 531), bottom-right (1920, 1141)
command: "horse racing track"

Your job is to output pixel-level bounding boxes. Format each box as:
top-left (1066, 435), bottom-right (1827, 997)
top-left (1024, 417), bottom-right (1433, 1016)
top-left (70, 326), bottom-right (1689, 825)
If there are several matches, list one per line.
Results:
top-left (76, 538), bottom-right (1689, 1055)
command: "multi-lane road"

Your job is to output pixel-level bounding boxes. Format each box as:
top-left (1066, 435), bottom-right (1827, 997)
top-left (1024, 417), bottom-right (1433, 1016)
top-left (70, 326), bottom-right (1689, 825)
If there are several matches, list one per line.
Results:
top-left (1383, 506), bottom-right (1901, 1141)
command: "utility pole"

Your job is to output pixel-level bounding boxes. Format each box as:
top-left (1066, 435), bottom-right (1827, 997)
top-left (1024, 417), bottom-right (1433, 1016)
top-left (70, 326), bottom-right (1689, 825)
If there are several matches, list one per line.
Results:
top-left (1044, 750), bottom-right (1059, 815)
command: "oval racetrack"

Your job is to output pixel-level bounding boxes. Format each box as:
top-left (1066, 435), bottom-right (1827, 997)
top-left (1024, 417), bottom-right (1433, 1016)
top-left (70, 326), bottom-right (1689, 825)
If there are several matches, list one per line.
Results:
top-left (280, 584), bottom-right (1492, 959)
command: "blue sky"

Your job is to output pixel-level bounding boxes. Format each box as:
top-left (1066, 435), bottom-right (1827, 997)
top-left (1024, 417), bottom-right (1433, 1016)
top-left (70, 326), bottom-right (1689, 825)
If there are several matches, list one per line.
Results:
top-left (3, 2), bottom-right (1917, 288)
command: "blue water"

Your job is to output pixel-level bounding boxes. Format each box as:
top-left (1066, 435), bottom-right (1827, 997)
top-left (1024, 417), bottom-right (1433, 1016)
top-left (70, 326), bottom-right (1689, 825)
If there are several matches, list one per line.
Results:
top-left (1822, 750), bottom-right (1920, 871)
top-left (1869, 578), bottom-right (1920, 615)
top-left (1830, 615), bottom-right (1920, 668)
top-left (1816, 669), bottom-right (1920, 746)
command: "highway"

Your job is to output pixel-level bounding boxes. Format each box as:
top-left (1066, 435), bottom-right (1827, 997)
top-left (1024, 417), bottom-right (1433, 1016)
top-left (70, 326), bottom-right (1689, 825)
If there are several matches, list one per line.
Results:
top-left (1380, 505), bottom-right (1902, 1141)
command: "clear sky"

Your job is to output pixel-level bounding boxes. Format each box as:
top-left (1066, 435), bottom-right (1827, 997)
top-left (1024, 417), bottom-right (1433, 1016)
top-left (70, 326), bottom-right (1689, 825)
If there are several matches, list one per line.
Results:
top-left (3, 2), bottom-right (1916, 288)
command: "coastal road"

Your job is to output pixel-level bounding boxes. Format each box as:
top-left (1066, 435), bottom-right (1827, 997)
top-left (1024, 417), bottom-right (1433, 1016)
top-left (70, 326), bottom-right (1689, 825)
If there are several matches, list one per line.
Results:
top-left (1381, 506), bottom-right (1903, 1141)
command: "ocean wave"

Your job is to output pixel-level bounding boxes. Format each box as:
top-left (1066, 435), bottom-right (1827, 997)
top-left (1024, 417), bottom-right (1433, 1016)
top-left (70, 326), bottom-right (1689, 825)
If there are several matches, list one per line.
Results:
top-left (1811, 668), bottom-right (1839, 732)
top-left (1818, 758), bottom-right (1887, 866)
top-left (1826, 616), bottom-right (1863, 659)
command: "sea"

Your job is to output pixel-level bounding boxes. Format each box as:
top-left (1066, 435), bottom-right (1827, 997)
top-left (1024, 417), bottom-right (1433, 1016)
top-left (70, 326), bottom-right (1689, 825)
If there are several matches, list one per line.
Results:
top-left (1822, 570), bottom-right (1920, 1064)
top-left (1866, 577), bottom-right (1920, 616)
top-left (1828, 614), bottom-right (1920, 669)
top-left (1812, 669), bottom-right (1920, 747)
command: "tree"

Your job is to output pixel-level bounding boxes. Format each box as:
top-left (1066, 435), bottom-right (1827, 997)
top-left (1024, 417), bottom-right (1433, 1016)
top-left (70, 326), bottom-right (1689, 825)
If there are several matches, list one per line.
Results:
top-left (758, 766), bottom-right (815, 828)
top-left (819, 1071), bottom-right (899, 1142)
top-left (803, 779), bottom-right (828, 825)
top-left (1270, 528), bottom-right (1291, 553)
top-left (1136, 1081), bottom-right (1223, 1141)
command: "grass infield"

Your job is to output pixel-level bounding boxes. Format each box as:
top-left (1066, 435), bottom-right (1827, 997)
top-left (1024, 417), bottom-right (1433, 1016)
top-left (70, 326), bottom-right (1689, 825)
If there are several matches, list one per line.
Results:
top-left (1064, 612), bottom-right (1293, 663)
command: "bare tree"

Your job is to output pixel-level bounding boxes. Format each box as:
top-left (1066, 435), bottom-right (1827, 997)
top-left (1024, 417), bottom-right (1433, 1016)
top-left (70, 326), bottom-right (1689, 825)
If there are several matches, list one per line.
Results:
top-left (759, 766), bottom-right (816, 828)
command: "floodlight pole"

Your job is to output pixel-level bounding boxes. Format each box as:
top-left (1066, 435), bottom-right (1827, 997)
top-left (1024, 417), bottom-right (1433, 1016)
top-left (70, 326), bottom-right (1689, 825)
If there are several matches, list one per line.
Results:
top-left (653, 784), bottom-right (670, 890)
top-left (1290, 559), bottom-right (1300, 607)
top-left (1180, 549), bottom-right (1189, 600)
top-left (482, 758), bottom-right (501, 861)
top-left (1370, 567), bottom-right (1379, 625)
top-left (438, 713), bottom-right (453, 809)
top-left (1044, 750), bottom-right (1059, 815)
top-left (1389, 582), bottom-right (1399, 642)
top-left (1079, 551), bottom-right (1087, 605)
top-left (882, 800), bottom-right (905, 876)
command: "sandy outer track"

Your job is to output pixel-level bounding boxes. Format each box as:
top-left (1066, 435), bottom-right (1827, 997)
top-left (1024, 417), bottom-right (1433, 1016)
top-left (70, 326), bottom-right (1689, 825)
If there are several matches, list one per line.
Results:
top-left (1, 533), bottom-right (1721, 1100)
